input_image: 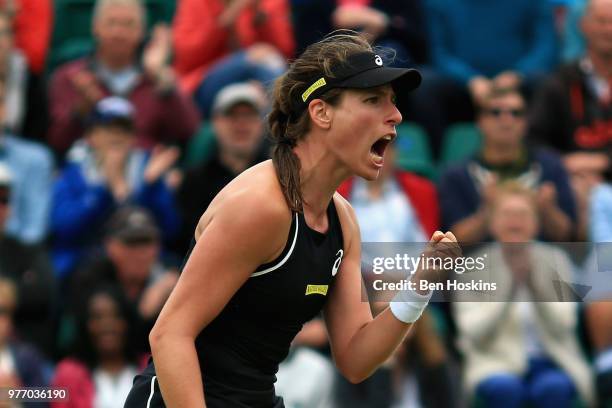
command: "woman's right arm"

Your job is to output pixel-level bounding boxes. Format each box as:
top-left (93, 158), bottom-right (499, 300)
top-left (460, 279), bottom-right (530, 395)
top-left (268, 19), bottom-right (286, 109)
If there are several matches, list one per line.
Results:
top-left (149, 191), bottom-right (290, 407)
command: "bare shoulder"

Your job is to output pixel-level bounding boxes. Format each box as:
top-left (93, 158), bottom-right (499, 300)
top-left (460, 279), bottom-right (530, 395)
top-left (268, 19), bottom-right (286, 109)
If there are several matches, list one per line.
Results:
top-left (333, 192), bottom-right (360, 251)
top-left (195, 161), bottom-right (292, 259)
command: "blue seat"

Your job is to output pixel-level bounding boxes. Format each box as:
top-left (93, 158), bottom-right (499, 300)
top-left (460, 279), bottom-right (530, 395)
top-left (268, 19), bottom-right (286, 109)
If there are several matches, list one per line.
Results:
top-left (182, 122), bottom-right (216, 169)
top-left (440, 123), bottom-right (482, 167)
top-left (395, 123), bottom-right (437, 179)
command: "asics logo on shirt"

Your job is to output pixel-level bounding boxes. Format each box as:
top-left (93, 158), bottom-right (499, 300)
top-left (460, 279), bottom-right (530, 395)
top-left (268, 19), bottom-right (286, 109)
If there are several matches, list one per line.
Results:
top-left (332, 249), bottom-right (344, 276)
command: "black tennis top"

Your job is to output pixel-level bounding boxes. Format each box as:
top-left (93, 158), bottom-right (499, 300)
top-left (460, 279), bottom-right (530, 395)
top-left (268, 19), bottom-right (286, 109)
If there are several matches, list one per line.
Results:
top-left (143, 199), bottom-right (345, 408)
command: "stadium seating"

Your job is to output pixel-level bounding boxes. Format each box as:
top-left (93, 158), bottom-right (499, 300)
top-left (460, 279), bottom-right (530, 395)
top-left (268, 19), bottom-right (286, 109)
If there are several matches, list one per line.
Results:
top-left (395, 123), bottom-right (437, 180)
top-left (439, 123), bottom-right (482, 167)
top-left (183, 122), bottom-right (216, 169)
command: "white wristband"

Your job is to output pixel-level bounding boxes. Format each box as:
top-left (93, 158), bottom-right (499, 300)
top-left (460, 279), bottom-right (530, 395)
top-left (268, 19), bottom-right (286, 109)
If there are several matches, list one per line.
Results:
top-left (389, 284), bottom-right (432, 324)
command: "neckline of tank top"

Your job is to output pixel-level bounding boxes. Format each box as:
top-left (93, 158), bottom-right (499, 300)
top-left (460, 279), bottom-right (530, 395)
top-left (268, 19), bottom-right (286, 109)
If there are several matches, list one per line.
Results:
top-left (299, 199), bottom-right (336, 238)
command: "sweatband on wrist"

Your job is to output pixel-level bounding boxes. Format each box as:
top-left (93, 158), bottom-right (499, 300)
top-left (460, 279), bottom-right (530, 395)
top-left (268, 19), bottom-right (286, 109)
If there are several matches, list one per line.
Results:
top-left (389, 284), bottom-right (432, 324)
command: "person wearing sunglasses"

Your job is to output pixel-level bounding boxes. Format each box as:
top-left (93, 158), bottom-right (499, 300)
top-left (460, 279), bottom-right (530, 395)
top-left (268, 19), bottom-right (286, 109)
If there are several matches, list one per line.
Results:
top-left (438, 85), bottom-right (577, 245)
top-left (50, 97), bottom-right (180, 281)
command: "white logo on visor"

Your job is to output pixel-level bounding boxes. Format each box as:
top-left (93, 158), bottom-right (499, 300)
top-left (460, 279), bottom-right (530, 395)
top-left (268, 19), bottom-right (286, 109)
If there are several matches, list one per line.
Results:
top-left (374, 55), bottom-right (383, 66)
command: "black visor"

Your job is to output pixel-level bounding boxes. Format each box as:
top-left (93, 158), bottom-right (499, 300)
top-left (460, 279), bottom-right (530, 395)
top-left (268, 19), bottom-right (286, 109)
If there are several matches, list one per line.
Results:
top-left (291, 51), bottom-right (422, 117)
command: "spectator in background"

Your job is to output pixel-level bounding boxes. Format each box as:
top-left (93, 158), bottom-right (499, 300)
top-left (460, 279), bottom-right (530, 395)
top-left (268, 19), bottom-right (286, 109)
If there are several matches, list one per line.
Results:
top-left (1, 0), bottom-right (52, 76)
top-left (550, 0), bottom-right (576, 38)
top-left (585, 181), bottom-right (612, 405)
top-left (172, 0), bottom-right (294, 118)
top-left (0, 11), bottom-right (32, 136)
top-left (0, 164), bottom-right (56, 358)
top-left (438, 86), bottom-right (576, 245)
top-left (331, 0), bottom-right (429, 66)
top-left (71, 207), bottom-right (178, 353)
top-left (175, 82), bottom-right (268, 254)
top-left (530, 0), bottom-right (612, 162)
top-left (275, 318), bottom-right (335, 408)
top-left (292, 0), bottom-right (428, 64)
top-left (337, 143), bottom-right (439, 241)
top-left (1, 0), bottom-right (52, 141)
top-left (50, 97), bottom-right (180, 281)
top-left (334, 302), bottom-right (456, 408)
top-left (51, 285), bottom-right (142, 408)
top-left (0, 79), bottom-right (53, 245)
top-left (48, 0), bottom-right (199, 156)
top-left (590, 182), bottom-right (612, 242)
top-left (409, 0), bottom-right (557, 155)
top-left (290, 0), bottom-right (336, 56)
top-left (452, 183), bottom-right (593, 407)
top-left (530, 0), bottom-right (612, 240)
top-left (561, 0), bottom-right (588, 62)
top-left (0, 278), bottom-right (51, 393)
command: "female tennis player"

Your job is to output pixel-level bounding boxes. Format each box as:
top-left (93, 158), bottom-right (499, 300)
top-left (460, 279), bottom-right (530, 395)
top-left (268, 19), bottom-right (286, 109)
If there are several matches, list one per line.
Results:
top-left (124, 32), bottom-right (459, 408)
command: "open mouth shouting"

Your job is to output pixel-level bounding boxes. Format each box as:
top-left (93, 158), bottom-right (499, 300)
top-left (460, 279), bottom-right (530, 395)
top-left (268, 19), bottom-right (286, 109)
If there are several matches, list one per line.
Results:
top-left (370, 134), bottom-right (395, 167)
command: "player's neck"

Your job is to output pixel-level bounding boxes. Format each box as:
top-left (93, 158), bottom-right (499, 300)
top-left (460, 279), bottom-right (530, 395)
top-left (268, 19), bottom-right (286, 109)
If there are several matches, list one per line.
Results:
top-left (294, 138), bottom-right (348, 217)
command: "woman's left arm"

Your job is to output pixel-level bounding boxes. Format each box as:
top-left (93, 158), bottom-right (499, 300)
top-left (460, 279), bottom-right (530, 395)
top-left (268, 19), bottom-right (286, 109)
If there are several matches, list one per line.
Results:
top-left (323, 195), bottom-right (445, 383)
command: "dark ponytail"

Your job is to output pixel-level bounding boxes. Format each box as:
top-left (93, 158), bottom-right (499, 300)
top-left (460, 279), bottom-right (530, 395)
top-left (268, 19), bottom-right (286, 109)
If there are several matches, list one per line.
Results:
top-left (268, 102), bottom-right (303, 212)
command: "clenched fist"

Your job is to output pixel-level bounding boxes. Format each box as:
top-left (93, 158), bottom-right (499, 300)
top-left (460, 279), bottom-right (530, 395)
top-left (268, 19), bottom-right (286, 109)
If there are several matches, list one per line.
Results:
top-left (413, 231), bottom-right (462, 293)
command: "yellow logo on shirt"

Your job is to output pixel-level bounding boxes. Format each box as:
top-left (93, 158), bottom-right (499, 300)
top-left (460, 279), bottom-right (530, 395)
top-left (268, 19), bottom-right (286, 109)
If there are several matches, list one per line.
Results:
top-left (305, 284), bottom-right (329, 296)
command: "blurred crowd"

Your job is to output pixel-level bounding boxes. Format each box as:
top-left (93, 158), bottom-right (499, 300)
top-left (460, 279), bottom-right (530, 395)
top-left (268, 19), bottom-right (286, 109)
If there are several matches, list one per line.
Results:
top-left (0, 0), bottom-right (611, 407)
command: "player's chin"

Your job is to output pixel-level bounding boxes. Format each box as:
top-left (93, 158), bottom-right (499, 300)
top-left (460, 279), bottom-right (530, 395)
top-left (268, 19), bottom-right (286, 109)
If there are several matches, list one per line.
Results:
top-left (342, 149), bottom-right (384, 179)
top-left (354, 159), bottom-right (382, 180)
top-left (360, 167), bottom-right (380, 181)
